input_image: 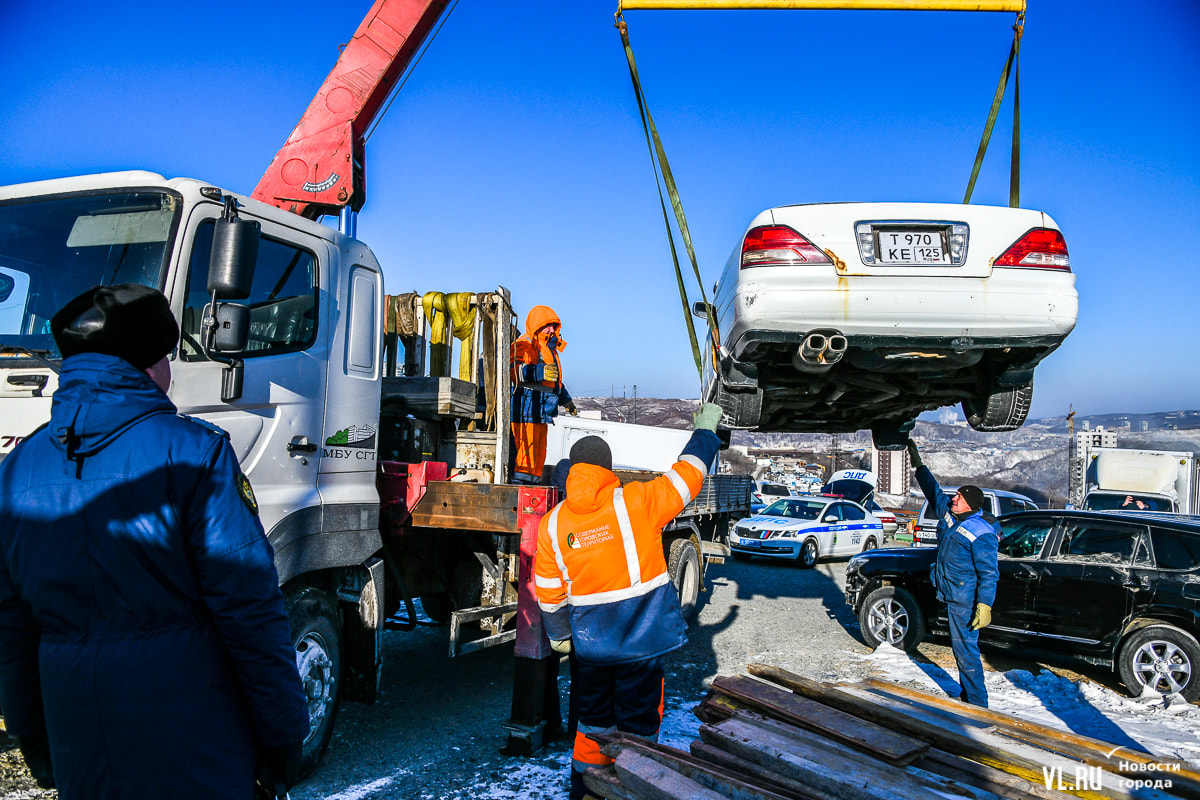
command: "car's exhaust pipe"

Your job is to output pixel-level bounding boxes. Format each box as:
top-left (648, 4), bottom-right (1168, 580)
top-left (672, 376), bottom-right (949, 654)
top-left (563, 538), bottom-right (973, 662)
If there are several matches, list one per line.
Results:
top-left (792, 332), bottom-right (847, 373)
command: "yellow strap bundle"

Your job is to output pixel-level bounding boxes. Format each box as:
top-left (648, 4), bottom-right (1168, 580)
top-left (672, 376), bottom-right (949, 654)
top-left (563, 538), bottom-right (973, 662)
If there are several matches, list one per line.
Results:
top-left (422, 292), bottom-right (450, 377)
top-left (422, 291), bottom-right (476, 380)
top-left (446, 292), bottom-right (476, 381)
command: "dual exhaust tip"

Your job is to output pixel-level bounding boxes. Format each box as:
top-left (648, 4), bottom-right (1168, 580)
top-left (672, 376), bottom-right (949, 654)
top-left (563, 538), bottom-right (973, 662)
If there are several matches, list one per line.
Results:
top-left (792, 332), bottom-right (847, 373)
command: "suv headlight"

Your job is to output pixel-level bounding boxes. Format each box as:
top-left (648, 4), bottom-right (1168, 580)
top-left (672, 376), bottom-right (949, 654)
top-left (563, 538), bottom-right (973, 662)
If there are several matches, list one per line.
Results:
top-left (847, 554), bottom-right (866, 574)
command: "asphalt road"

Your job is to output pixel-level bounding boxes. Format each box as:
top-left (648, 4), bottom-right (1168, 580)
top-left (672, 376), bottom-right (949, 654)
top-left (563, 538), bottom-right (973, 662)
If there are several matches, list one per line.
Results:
top-left (1, 550), bottom-right (1122, 799)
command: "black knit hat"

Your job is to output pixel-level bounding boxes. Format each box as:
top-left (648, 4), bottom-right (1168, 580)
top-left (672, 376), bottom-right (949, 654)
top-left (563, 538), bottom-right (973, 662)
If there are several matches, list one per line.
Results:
top-left (958, 485), bottom-right (985, 513)
top-left (569, 436), bottom-right (612, 472)
top-left (51, 284), bottom-right (179, 369)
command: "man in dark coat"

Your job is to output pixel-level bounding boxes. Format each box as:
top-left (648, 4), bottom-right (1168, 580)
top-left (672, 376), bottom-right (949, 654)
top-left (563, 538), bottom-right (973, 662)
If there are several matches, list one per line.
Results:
top-left (0, 284), bottom-right (309, 799)
top-left (907, 437), bottom-right (1000, 707)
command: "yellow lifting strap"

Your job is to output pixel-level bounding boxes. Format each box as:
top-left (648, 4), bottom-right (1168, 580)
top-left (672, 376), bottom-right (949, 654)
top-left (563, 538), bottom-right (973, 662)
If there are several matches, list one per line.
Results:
top-left (615, 13), bottom-right (720, 381)
top-left (421, 291), bottom-right (476, 380)
top-left (964, 10), bottom-right (1024, 206)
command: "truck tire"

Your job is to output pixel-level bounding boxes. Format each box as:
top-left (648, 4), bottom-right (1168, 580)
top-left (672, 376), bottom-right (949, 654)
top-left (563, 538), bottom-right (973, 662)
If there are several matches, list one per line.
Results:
top-left (858, 585), bottom-right (925, 652)
top-left (1118, 625), bottom-right (1200, 702)
top-left (668, 537), bottom-right (702, 621)
top-left (963, 383), bottom-right (1033, 432)
top-left (286, 586), bottom-right (342, 777)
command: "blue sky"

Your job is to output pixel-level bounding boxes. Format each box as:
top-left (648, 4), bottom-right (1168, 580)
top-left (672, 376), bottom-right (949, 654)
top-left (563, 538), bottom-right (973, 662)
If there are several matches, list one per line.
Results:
top-left (3, 0), bottom-right (1197, 419)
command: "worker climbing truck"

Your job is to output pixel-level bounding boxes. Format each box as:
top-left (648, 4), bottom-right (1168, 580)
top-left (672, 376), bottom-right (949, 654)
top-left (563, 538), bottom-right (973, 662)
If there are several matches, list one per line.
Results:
top-left (0, 174), bottom-right (748, 768)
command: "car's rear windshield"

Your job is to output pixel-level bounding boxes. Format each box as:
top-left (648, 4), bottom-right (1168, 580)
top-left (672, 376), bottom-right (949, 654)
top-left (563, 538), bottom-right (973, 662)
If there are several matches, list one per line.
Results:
top-left (761, 484), bottom-right (789, 496)
top-left (762, 499), bottom-right (825, 520)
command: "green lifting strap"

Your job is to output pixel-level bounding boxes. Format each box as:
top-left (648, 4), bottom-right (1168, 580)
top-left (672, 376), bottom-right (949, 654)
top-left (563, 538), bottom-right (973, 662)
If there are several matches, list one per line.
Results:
top-left (616, 13), bottom-right (719, 380)
top-left (964, 12), bottom-right (1023, 206)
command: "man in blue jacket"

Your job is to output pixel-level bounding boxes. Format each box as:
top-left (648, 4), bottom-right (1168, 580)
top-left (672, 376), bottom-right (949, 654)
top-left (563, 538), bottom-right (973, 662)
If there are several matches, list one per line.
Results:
top-left (907, 437), bottom-right (1000, 707)
top-left (0, 284), bottom-right (309, 799)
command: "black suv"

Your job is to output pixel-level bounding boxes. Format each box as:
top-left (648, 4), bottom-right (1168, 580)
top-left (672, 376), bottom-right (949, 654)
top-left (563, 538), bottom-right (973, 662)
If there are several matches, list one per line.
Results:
top-left (844, 510), bottom-right (1200, 701)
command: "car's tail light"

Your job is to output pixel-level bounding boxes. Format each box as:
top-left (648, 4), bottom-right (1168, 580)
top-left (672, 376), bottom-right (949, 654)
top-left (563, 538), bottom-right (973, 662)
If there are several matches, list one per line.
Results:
top-left (741, 225), bottom-right (832, 268)
top-left (994, 228), bottom-right (1070, 270)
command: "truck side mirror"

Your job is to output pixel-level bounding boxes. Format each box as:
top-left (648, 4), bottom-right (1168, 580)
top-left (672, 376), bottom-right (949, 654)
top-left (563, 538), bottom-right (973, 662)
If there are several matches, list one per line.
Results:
top-left (206, 302), bottom-right (251, 352)
top-left (207, 215), bottom-right (259, 299)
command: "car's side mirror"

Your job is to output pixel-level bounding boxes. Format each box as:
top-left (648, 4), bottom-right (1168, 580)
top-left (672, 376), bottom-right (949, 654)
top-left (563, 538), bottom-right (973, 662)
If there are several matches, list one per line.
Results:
top-left (692, 301), bottom-right (715, 319)
top-left (824, 515), bottom-right (838, 524)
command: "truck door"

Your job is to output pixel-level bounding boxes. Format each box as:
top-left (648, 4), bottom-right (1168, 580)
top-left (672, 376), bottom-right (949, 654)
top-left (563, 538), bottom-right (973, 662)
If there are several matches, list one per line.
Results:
top-left (169, 209), bottom-right (327, 540)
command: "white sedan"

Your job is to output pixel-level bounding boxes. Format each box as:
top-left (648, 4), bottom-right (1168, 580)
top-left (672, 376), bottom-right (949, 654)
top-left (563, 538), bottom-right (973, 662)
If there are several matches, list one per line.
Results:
top-left (699, 202), bottom-right (1078, 445)
top-left (729, 496), bottom-right (884, 568)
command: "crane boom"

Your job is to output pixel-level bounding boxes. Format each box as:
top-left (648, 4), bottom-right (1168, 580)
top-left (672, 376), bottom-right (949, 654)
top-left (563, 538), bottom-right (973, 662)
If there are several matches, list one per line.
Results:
top-left (252, 0), bottom-right (450, 219)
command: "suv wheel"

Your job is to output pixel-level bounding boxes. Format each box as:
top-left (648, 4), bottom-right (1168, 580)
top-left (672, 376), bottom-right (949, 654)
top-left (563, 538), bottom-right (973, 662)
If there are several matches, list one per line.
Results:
top-left (963, 382), bottom-right (1033, 432)
top-left (797, 538), bottom-right (819, 569)
top-left (1118, 625), bottom-right (1200, 702)
top-left (858, 586), bottom-right (925, 652)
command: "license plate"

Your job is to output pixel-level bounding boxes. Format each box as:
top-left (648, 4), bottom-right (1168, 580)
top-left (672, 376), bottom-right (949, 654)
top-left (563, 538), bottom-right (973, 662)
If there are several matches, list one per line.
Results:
top-left (876, 228), bottom-right (948, 265)
top-left (742, 539), bottom-right (760, 548)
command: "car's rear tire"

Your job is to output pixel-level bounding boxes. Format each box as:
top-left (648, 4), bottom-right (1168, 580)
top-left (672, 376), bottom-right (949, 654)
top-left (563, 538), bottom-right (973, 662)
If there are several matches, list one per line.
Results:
top-left (963, 383), bottom-right (1033, 432)
top-left (858, 585), bottom-right (925, 652)
top-left (871, 418), bottom-right (916, 450)
top-left (1118, 625), bottom-right (1200, 701)
top-left (715, 379), bottom-right (762, 429)
top-left (668, 537), bottom-right (702, 621)
top-left (286, 586), bottom-right (342, 777)
top-left (862, 536), bottom-right (878, 553)
top-left (798, 538), bottom-right (819, 569)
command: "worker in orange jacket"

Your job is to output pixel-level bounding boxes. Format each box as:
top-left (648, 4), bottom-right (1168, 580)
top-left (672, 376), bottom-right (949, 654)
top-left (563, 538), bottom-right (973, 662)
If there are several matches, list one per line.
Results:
top-left (509, 305), bottom-right (577, 484)
top-left (534, 403), bottom-right (722, 800)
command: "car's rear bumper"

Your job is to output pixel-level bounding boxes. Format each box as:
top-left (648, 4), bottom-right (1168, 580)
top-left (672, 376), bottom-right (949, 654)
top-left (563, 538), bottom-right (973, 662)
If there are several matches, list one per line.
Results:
top-left (723, 270), bottom-right (1077, 359)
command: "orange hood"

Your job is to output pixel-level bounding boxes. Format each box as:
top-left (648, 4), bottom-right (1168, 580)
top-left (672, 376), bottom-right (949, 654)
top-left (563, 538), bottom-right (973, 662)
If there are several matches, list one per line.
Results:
top-left (525, 305), bottom-right (565, 349)
top-left (564, 463), bottom-right (619, 515)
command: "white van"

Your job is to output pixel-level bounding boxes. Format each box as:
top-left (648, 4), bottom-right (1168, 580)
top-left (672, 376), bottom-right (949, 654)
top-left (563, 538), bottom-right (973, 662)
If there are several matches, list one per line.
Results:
top-left (910, 486), bottom-right (1038, 545)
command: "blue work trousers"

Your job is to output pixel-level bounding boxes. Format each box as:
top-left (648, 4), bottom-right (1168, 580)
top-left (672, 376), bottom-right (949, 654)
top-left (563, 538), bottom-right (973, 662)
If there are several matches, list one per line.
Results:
top-left (947, 601), bottom-right (988, 708)
top-left (569, 656), bottom-right (665, 800)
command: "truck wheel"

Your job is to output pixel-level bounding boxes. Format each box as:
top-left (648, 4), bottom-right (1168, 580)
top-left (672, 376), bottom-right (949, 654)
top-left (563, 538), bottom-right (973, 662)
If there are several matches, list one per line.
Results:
top-left (286, 586), bottom-right (342, 777)
top-left (963, 383), bottom-right (1033, 432)
top-left (1118, 625), bottom-right (1200, 702)
top-left (858, 586), bottom-right (925, 652)
top-left (797, 538), bottom-right (819, 569)
top-left (668, 538), bottom-right (702, 621)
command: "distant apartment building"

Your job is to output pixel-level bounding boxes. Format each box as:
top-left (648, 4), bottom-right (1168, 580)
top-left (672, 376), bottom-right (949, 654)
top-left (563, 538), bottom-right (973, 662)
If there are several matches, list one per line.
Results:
top-left (872, 447), bottom-right (910, 496)
top-left (1068, 426), bottom-right (1119, 506)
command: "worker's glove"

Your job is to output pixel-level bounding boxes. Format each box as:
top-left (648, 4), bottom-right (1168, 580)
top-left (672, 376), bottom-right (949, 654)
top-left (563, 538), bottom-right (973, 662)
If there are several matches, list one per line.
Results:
top-left (905, 437), bottom-right (923, 469)
top-left (692, 402), bottom-right (723, 433)
top-left (16, 730), bottom-right (55, 790)
top-left (968, 603), bottom-right (992, 631)
top-left (549, 638), bottom-right (572, 655)
top-left (258, 742), bottom-right (303, 797)
top-left (564, 400), bottom-right (579, 416)
top-left (543, 364), bottom-right (559, 383)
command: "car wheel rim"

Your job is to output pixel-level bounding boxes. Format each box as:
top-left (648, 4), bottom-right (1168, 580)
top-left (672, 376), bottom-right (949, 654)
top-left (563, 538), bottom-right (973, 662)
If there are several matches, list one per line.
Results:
top-left (1132, 640), bottom-right (1192, 695)
top-left (296, 631), bottom-right (334, 743)
top-left (803, 543), bottom-right (816, 566)
top-left (867, 598), bottom-right (908, 645)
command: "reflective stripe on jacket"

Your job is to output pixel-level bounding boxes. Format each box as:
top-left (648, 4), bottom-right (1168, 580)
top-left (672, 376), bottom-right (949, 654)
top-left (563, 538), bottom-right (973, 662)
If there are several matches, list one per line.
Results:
top-left (533, 430), bottom-right (719, 664)
top-left (915, 465), bottom-right (1000, 607)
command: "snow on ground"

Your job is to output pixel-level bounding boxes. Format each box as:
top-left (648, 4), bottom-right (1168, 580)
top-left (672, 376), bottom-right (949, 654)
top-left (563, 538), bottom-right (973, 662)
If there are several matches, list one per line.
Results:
top-left (861, 643), bottom-right (1200, 766)
top-left (465, 648), bottom-right (1200, 798)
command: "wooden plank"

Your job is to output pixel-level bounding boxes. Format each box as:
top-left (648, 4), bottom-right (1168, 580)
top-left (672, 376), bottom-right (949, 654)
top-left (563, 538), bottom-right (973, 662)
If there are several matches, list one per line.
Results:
top-left (746, 664), bottom-right (1121, 800)
top-left (858, 677), bottom-right (1200, 798)
top-left (613, 749), bottom-right (728, 800)
top-left (694, 690), bottom-right (742, 723)
top-left (700, 713), bottom-right (1005, 800)
top-left (689, 741), bottom-right (842, 800)
top-left (709, 674), bottom-right (929, 766)
top-left (582, 765), bottom-right (641, 800)
top-left (920, 747), bottom-right (1079, 800)
top-left (592, 732), bottom-right (800, 800)
top-left (409, 481), bottom-right (521, 531)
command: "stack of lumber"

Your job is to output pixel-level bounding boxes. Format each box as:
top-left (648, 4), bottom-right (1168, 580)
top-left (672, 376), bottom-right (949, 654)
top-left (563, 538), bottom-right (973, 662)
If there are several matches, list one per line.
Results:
top-left (581, 663), bottom-right (1200, 800)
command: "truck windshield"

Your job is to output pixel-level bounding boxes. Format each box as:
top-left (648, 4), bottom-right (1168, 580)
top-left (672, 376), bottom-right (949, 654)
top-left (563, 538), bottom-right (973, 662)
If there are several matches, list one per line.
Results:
top-left (0, 191), bottom-right (180, 361)
top-left (1084, 493), bottom-right (1173, 512)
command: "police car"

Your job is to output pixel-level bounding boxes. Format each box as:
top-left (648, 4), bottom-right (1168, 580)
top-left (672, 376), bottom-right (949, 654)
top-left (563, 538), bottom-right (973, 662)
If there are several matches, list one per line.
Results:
top-left (729, 494), bottom-right (884, 568)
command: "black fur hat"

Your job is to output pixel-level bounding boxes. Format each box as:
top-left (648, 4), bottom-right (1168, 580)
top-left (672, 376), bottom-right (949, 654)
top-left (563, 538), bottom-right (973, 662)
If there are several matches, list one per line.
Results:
top-left (958, 485), bottom-right (986, 513)
top-left (51, 284), bottom-right (179, 369)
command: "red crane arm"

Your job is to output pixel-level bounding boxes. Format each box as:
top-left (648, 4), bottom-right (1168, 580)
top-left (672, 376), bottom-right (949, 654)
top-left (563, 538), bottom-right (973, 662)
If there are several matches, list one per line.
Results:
top-left (251, 0), bottom-right (449, 219)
